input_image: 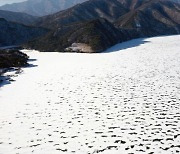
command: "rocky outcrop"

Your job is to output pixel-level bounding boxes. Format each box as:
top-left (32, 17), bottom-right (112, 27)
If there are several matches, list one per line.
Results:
top-left (65, 43), bottom-right (93, 53)
top-left (0, 18), bottom-right (48, 47)
top-left (0, 49), bottom-right (28, 68)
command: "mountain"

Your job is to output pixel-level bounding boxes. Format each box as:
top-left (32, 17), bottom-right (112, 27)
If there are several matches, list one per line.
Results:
top-left (0, 0), bottom-right (88, 17)
top-left (0, 18), bottom-right (48, 47)
top-left (25, 18), bottom-right (134, 52)
top-left (35, 0), bottom-right (180, 30)
top-left (0, 0), bottom-right (178, 53)
top-left (35, 0), bottom-right (139, 29)
top-left (25, 0), bottom-right (180, 53)
top-left (115, 0), bottom-right (180, 36)
top-left (0, 10), bottom-right (37, 25)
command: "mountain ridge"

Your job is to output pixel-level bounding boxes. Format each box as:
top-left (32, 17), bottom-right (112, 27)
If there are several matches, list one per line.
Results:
top-left (25, 18), bottom-right (135, 52)
top-left (115, 0), bottom-right (180, 36)
top-left (0, 0), bottom-right (179, 53)
top-left (34, 0), bottom-right (144, 29)
top-left (0, 0), bottom-right (88, 16)
top-left (25, 0), bottom-right (180, 52)
top-left (0, 18), bottom-right (48, 47)
top-left (0, 10), bottom-right (37, 25)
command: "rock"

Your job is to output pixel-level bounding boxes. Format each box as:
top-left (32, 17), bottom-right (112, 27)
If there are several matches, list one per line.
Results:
top-left (0, 49), bottom-right (28, 68)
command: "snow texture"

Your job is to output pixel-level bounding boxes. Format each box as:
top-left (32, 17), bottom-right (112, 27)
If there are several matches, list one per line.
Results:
top-left (0, 35), bottom-right (180, 154)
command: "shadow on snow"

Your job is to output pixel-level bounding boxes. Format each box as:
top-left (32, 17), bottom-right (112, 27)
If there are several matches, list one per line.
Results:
top-left (0, 59), bottom-right (37, 88)
top-left (104, 38), bottom-right (150, 53)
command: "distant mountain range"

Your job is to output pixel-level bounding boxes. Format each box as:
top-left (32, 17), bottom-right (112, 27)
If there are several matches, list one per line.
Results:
top-left (0, 10), bottom-right (37, 25)
top-left (35, 0), bottom-right (131, 28)
top-left (0, 18), bottom-right (47, 47)
top-left (26, 0), bottom-right (180, 52)
top-left (35, 0), bottom-right (180, 30)
top-left (0, 0), bottom-right (88, 16)
top-left (0, 0), bottom-right (179, 52)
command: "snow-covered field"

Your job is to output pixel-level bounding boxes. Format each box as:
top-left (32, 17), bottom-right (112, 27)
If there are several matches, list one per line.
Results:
top-left (0, 35), bottom-right (180, 154)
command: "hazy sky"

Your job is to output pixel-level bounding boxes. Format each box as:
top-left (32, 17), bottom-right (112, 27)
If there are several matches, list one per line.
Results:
top-left (0, 0), bottom-right (26, 6)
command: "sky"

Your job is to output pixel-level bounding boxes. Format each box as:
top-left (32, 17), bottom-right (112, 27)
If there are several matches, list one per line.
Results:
top-left (0, 0), bottom-right (26, 6)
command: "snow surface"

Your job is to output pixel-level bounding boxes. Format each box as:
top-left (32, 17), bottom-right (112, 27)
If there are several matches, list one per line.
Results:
top-left (0, 35), bottom-right (180, 154)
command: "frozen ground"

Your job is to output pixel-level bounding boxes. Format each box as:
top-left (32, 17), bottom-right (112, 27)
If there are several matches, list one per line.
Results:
top-left (0, 35), bottom-right (180, 154)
